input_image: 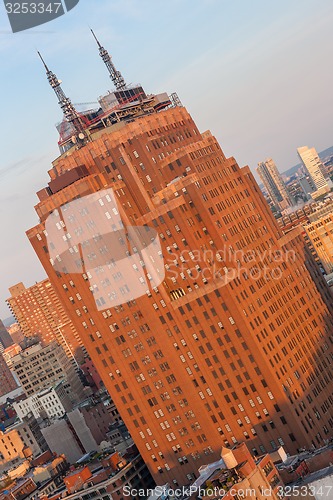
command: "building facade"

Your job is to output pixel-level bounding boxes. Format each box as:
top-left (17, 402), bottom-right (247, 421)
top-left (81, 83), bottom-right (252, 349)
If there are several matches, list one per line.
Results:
top-left (26, 81), bottom-right (333, 485)
top-left (257, 158), bottom-right (293, 211)
top-left (11, 342), bottom-right (86, 403)
top-left (7, 280), bottom-right (86, 362)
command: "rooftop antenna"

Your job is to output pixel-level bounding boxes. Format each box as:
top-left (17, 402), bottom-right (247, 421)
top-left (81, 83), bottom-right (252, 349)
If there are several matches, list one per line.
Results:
top-left (37, 51), bottom-right (87, 140)
top-left (90, 29), bottom-right (127, 91)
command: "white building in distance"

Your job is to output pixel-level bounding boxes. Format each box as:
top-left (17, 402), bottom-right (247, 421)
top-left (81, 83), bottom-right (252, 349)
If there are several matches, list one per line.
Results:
top-left (13, 382), bottom-right (72, 421)
top-left (297, 146), bottom-right (330, 198)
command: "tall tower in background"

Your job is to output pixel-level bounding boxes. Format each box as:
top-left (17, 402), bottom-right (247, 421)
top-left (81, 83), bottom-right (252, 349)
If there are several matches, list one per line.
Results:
top-left (7, 280), bottom-right (86, 362)
top-left (26, 52), bottom-right (333, 485)
top-left (0, 353), bottom-right (17, 397)
top-left (257, 158), bottom-right (293, 211)
top-left (297, 146), bottom-right (330, 197)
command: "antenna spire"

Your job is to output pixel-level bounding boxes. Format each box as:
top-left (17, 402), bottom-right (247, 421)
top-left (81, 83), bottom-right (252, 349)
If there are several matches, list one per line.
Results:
top-left (37, 51), bottom-right (49, 72)
top-left (37, 51), bottom-right (86, 138)
top-left (90, 29), bottom-right (127, 91)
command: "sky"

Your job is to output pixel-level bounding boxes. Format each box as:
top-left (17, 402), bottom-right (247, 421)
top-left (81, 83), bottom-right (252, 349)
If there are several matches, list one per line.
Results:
top-left (0, 0), bottom-right (333, 318)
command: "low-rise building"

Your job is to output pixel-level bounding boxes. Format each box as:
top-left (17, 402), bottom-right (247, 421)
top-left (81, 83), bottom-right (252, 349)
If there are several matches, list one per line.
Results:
top-left (0, 415), bottom-right (48, 466)
top-left (276, 443), bottom-right (333, 499)
top-left (48, 452), bottom-right (155, 500)
top-left (13, 382), bottom-right (72, 421)
top-left (186, 443), bottom-right (284, 499)
top-left (0, 453), bottom-right (68, 500)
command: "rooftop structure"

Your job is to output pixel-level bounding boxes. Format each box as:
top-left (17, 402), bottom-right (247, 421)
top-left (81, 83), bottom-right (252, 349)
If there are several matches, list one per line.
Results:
top-left (186, 443), bottom-right (283, 499)
top-left (38, 41), bottom-right (179, 154)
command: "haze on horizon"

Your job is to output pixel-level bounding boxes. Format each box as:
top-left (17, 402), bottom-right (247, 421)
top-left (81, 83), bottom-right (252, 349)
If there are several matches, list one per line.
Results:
top-left (0, 0), bottom-right (332, 318)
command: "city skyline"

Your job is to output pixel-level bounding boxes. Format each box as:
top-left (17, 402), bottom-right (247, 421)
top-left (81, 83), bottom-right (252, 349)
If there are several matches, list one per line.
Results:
top-left (1, 0), bottom-right (333, 317)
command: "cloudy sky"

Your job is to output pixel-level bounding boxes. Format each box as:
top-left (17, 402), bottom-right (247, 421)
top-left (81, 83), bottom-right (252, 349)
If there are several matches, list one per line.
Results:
top-left (0, 0), bottom-right (333, 318)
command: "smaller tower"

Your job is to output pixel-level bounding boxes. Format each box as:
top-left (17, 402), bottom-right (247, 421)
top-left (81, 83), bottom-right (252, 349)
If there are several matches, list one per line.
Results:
top-left (91, 29), bottom-right (127, 91)
top-left (37, 51), bottom-right (87, 140)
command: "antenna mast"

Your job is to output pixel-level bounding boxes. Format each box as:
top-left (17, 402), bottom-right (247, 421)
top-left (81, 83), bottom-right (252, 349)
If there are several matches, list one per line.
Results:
top-left (91, 29), bottom-right (127, 91)
top-left (37, 51), bottom-right (87, 138)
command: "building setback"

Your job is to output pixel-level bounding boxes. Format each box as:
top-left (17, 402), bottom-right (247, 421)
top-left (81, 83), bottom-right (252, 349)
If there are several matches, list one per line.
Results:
top-left (7, 280), bottom-right (86, 362)
top-left (26, 50), bottom-right (333, 485)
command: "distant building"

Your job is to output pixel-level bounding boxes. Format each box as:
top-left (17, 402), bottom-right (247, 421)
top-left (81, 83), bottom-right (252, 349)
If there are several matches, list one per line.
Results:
top-left (257, 158), bottom-right (293, 210)
top-left (41, 402), bottom-right (115, 463)
top-left (41, 419), bottom-right (86, 464)
top-left (107, 423), bottom-right (132, 453)
top-left (297, 146), bottom-right (330, 198)
top-left (2, 344), bottom-right (22, 368)
top-left (11, 342), bottom-right (86, 403)
top-left (6, 280), bottom-right (86, 363)
top-left (0, 320), bottom-right (13, 351)
top-left (80, 358), bottom-right (103, 391)
top-left (7, 323), bottom-right (25, 346)
top-left (13, 382), bottom-right (73, 421)
top-left (298, 175), bottom-right (315, 198)
top-left (0, 353), bottom-right (17, 398)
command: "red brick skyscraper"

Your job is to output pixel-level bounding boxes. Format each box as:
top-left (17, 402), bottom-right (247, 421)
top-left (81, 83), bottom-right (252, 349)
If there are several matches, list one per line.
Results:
top-left (7, 280), bottom-right (86, 362)
top-left (27, 63), bottom-right (333, 484)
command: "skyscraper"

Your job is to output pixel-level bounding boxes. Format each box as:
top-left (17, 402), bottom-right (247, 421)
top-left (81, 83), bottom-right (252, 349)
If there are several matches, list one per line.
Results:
top-left (297, 146), bottom-right (330, 197)
top-left (7, 280), bottom-right (86, 362)
top-left (257, 158), bottom-right (292, 211)
top-left (27, 43), bottom-right (333, 485)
